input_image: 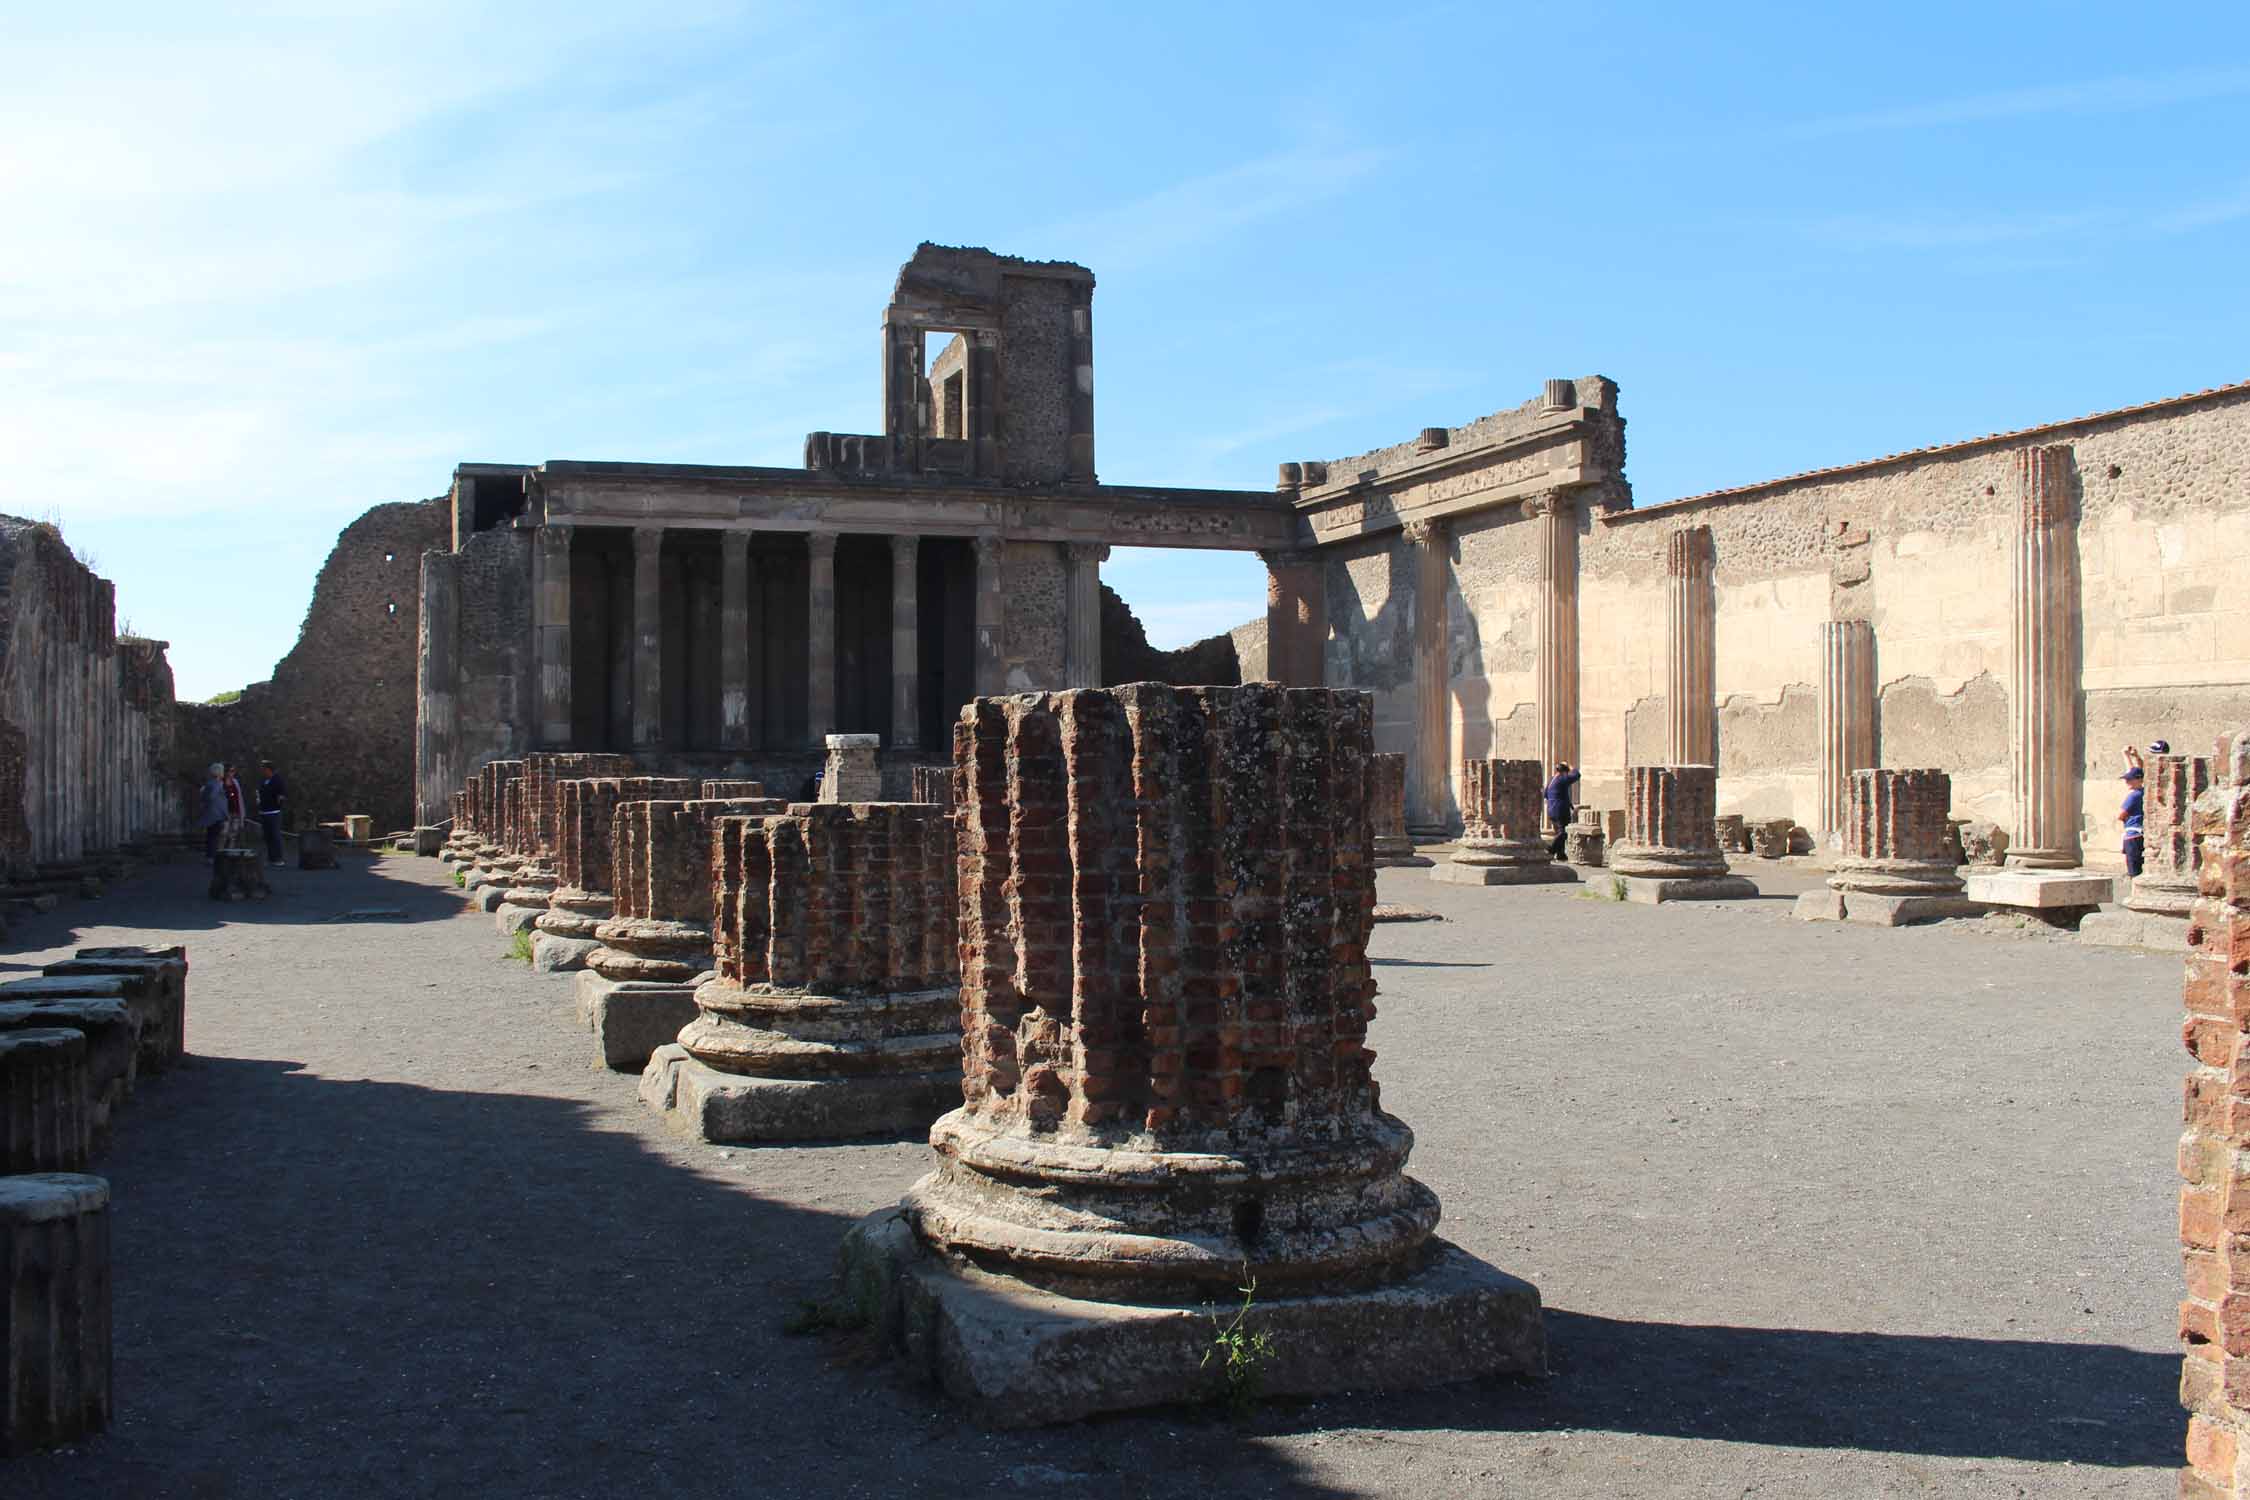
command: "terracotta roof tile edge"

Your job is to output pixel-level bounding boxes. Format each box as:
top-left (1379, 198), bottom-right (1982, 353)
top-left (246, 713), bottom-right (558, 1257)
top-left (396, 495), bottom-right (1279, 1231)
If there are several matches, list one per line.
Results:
top-left (1619, 377), bottom-right (2250, 520)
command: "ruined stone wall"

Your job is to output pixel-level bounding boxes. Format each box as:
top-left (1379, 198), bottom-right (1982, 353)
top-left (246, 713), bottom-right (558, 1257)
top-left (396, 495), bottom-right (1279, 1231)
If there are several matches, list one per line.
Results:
top-left (998, 275), bottom-right (1075, 484)
top-left (0, 516), bottom-right (178, 874)
top-left (999, 541), bottom-right (1066, 691)
top-left (1315, 381), bottom-right (2250, 851)
top-left (1098, 584), bottom-right (1238, 688)
top-left (413, 520), bottom-right (533, 826)
top-left (177, 497), bottom-right (448, 834)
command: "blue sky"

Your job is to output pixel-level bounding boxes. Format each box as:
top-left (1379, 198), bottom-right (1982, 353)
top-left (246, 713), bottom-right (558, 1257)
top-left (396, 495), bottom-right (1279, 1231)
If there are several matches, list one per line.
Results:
top-left (6, 3), bottom-right (2245, 701)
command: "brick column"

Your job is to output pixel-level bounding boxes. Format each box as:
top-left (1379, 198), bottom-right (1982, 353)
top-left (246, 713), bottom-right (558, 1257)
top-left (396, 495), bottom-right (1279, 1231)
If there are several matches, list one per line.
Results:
top-left (2179, 732), bottom-right (2250, 1498)
top-left (1608, 765), bottom-right (1756, 901)
top-left (1799, 768), bottom-right (1974, 925)
top-left (1369, 751), bottom-right (1417, 866)
top-left (720, 530), bottom-right (754, 751)
top-left (2136, 753), bottom-right (2215, 917)
top-left (1437, 758), bottom-right (1574, 886)
top-left (1818, 620), bottom-right (1877, 847)
top-left (645, 803), bottom-right (961, 1141)
top-left (1526, 490), bottom-right (1580, 775)
top-left (972, 534), bottom-right (1005, 696)
top-left (806, 533), bottom-right (838, 744)
top-left (1665, 526), bottom-right (1716, 766)
top-left (590, 795), bottom-right (783, 984)
top-left (1402, 519), bottom-right (1451, 834)
top-left (890, 535), bottom-right (921, 750)
top-left (631, 526), bottom-right (664, 752)
top-left (535, 523), bottom-right (573, 748)
top-left (1063, 543), bottom-right (1107, 689)
top-left (1260, 547), bottom-right (1326, 687)
top-left (2008, 444), bottom-right (2082, 868)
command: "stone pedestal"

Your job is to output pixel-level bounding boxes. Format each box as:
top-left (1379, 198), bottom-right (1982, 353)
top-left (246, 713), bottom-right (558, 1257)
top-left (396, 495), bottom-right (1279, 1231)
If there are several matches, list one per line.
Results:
top-left (819, 734), bottom-right (882, 802)
top-left (642, 803), bottom-right (960, 1142)
top-left (843, 685), bottom-right (1542, 1424)
top-left (2085, 752), bottom-right (2213, 951)
top-left (1562, 823), bottom-right (1604, 867)
top-left (1434, 758), bottom-right (1574, 886)
top-left (587, 796), bottom-right (781, 1069)
top-left (1962, 868), bottom-right (2112, 926)
top-left (0, 1174), bottom-right (110, 1455)
top-left (2176, 731), bottom-right (2250, 1497)
top-left (1796, 769), bottom-right (1975, 926)
top-left (0, 1030), bottom-right (91, 1173)
top-left (1368, 752), bottom-right (1427, 867)
top-left (1608, 765), bottom-right (1758, 903)
top-left (2006, 444), bottom-right (2083, 869)
top-left (210, 849), bottom-right (269, 900)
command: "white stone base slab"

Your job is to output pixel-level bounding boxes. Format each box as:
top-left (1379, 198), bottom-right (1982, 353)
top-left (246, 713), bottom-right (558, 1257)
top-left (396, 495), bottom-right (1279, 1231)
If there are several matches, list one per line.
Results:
top-left (493, 904), bottom-right (543, 935)
top-left (531, 933), bottom-right (601, 973)
top-left (1619, 874), bottom-right (1761, 905)
top-left (1430, 861), bottom-right (1578, 886)
top-left (639, 1045), bottom-right (957, 1143)
top-left (1373, 855), bottom-right (1436, 869)
top-left (1793, 889), bottom-right (1983, 927)
top-left (836, 1207), bottom-right (1543, 1427)
top-left (573, 971), bottom-right (701, 1072)
top-left (2078, 908), bottom-right (2193, 953)
top-left (1963, 870), bottom-right (2116, 910)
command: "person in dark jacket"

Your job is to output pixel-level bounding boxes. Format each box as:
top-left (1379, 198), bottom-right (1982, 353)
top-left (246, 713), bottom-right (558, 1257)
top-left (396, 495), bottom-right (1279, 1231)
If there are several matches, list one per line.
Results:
top-left (1543, 761), bottom-right (1581, 860)
top-left (256, 760), bottom-right (288, 867)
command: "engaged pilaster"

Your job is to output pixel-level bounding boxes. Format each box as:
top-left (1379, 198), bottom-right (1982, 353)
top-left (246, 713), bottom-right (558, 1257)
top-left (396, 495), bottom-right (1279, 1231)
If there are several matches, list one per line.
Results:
top-left (1260, 548), bottom-right (1327, 688)
top-left (2007, 444), bottom-right (2083, 868)
top-left (1818, 620), bottom-right (1877, 848)
top-left (972, 534), bottom-right (1005, 697)
top-left (1063, 542), bottom-right (1107, 689)
top-left (534, 523), bottom-right (573, 748)
top-left (890, 535), bottom-right (920, 749)
top-left (1402, 519), bottom-right (1451, 833)
top-left (1526, 491), bottom-right (1580, 774)
top-left (806, 533), bottom-right (838, 743)
top-left (1665, 526), bottom-right (1716, 766)
top-left (631, 526), bottom-right (664, 752)
top-left (720, 530), bottom-right (754, 751)
top-left (1368, 752), bottom-right (1423, 867)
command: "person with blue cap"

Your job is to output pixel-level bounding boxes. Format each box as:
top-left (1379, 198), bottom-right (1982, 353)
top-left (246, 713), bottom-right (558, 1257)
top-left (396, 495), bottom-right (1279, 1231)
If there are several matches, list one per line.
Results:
top-left (2117, 740), bottom-right (2167, 878)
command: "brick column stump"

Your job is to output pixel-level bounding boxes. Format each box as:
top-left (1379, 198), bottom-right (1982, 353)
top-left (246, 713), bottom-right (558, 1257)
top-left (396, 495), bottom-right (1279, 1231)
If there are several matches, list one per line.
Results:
top-left (538, 777), bottom-right (696, 972)
top-left (839, 685), bottom-right (1543, 1426)
top-left (1435, 758), bottom-right (1575, 886)
top-left (1796, 769), bottom-right (1976, 926)
top-left (1607, 765), bottom-right (1759, 904)
top-left (463, 760), bottom-right (525, 894)
top-left (1369, 752), bottom-right (1428, 867)
top-left (641, 803), bottom-right (960, 1142)
top-left (583, 797), bottom-right (782, 1071)
top-left (2087, 752), bottom-right (2214, 952)
top-left (498, 753), bottom-right (635, 935)
top-left (1, 1174), bottom-right (110, 1455)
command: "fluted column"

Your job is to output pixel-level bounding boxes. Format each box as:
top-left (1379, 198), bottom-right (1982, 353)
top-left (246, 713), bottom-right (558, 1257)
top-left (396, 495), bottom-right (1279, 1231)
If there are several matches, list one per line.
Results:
top-left (719, 530), bottom-right (753, 750)
top-left (535, 523), bottom-right (573, 748)
top-left (1064, 543), bottom-right (1107, 689)
top-left (890, 535), bottom-right (921, 749)
top-left (630, 526), bottom-right (663, 752)
top-left (1817, 620), bottom-right (1877, 846)
top-left (2008, 444), bottom-right (2083, 868)
top-left (806, 533), bottom-right (838, 743)
top-left (1665, 526), bottom-right (1715, 766)
top-left (972, 534), bottom-right (1005, 696)
top-left (1260, 547), bottom-right (1326, 687)
top-left (1402, 519), bottom-right (1450, 833)
top-left (1527, 491), bottom-right (1580, 774)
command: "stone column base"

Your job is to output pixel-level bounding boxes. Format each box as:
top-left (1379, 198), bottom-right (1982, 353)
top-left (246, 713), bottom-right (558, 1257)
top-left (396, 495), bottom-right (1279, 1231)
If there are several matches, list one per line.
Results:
top-left (1614, 873), bottom-right (1761, 905)
top-left (471, 885), bottom-right (511, 913)
top-left (835, 1207), bottom-right (1542, 1427)
top-left (530, 933), bottom-right (601, 973)
top-left (2078, 908), bottom-right (2193, 952)
top-left (493, 904), bottom-right (544, 935)
top-left (574, 971), bottom-right (703, 1073)
top-left (1431, 860), bottom-right (1578, 887)
top-left (1793, 890), bottom-right (1984, 927)
top-left (1372, 835), bottom-right (1431, 869)
top-left (640, 1045), bottom-right (958, 1143)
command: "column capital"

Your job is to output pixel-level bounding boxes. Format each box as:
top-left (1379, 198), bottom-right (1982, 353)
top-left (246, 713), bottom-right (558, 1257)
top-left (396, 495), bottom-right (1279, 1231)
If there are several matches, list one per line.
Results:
top-left (972, 532), bottom-right (1004, 566)
top-left (805, 532), bottom-right (839, 561)
top-left (719, 527), bottom-right (752, 555)
top-left (538, 521), bottom-right (574, 550)
top-left (1521, 489), bottom-right (1576, 520)
top-left (1664, 524), bottom-right (1714, 577)
top-left (1065, 542), bottom-right (1110, 566)
top-left (889, 533), bottom-right (920, 565)
top-left (631, 524), bottom-right (664, 556)
top-left (1399, 517), bottom-right (1445, 547)
top-left (1258, 546), bottom-right (1323, 572)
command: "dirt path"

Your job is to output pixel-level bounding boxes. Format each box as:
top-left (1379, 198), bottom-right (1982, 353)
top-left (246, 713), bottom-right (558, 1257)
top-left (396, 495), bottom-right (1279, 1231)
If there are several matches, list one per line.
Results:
top-left (2, 851), bottom-right (2183, 1498)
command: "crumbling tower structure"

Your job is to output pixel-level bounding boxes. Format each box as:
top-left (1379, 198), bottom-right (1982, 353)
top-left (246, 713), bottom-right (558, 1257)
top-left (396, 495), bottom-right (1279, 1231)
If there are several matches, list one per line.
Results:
top-left (843, 684), bottom-right (1542, 1424)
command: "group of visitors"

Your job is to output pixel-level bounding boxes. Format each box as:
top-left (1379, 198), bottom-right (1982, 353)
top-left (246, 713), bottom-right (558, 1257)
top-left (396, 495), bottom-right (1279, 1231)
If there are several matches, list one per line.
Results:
top-left (196, 760), bottom-right (287, 867)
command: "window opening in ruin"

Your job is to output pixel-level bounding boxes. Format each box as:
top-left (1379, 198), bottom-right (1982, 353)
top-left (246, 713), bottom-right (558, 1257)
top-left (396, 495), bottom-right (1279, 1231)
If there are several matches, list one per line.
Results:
top-left (384, 551), bottom-right (395, 563)
top-left (386, 601), bottom-right (397, 617)
top-left (923, 331), bottom-right (971, 442)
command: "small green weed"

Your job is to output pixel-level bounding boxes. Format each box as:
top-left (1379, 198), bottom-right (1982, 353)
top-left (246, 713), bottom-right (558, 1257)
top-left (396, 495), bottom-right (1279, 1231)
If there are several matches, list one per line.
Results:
top-left (1607, 874), bottom-right (1627, 901)
top-left (1202, 1273), bottom-right (1276, 1417)
top-left (507, 930), bottom-right (533, 964)
top-left (453, 869), bottom-right (466, 888)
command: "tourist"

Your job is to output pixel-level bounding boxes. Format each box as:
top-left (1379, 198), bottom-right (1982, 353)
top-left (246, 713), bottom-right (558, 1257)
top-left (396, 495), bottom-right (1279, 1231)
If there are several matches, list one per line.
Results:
top-left (196, 764), bottom-right (228, 863)
top-left (221, 764), bottom-right (247, 845)
top-left (1543, 761), bottom-right (1580, 860)
top-left (2119, 746), bottom-right (2147, 878)
top-left (256, 759), bottom-right (288, 867)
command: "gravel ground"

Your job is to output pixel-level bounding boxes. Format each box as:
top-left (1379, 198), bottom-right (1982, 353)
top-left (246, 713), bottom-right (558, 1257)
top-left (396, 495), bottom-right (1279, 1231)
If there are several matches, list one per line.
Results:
top-left (2, 849), bottom-right (2184, 1498)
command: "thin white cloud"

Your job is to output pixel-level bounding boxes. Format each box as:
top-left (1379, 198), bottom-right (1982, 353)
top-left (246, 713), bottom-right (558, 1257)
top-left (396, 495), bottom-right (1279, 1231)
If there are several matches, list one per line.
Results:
top-left (1787, 64), bottom-right (2250, 138)
top-left (1033, 146), bottom-right (1391, 272)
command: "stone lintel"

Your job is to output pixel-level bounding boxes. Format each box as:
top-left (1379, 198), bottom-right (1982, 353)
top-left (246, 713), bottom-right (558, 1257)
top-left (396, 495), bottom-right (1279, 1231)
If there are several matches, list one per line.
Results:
top-left (1300, 462), bottom-right (1598, 545)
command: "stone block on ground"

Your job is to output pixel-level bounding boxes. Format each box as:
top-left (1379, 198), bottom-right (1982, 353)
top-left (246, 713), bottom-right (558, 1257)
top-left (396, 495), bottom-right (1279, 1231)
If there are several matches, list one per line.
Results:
top-left (471, 885), bottom-right (510, 913)
top-left (2078, 908), bottom-right (2193, 952)
top-left (493, 904), bottom-right (543, 936)
top-left (298, 828), bottom-right (338, 870)
top-left (641, 1045), bottom-right (959, 1143)
top-left (0, 1029), bottom-right (92, 1173)
top-left (1619, 873), bottom-right (1762, 904)
top-left (575, 971), bottom-right (703, 1073)
top-left (1430, 861), bottom-right (1579, 886)
top-left (530, 933), bottom-right (601, 973)
top-left (0, 1174), bottom-right (111, 1455)
top-left (838, 1209), bottom-right (1542, 1428)
top-left (1793, 889), bottom-right (1983, 927)
top-left (1962, 869), bottom-right (2114, 910)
